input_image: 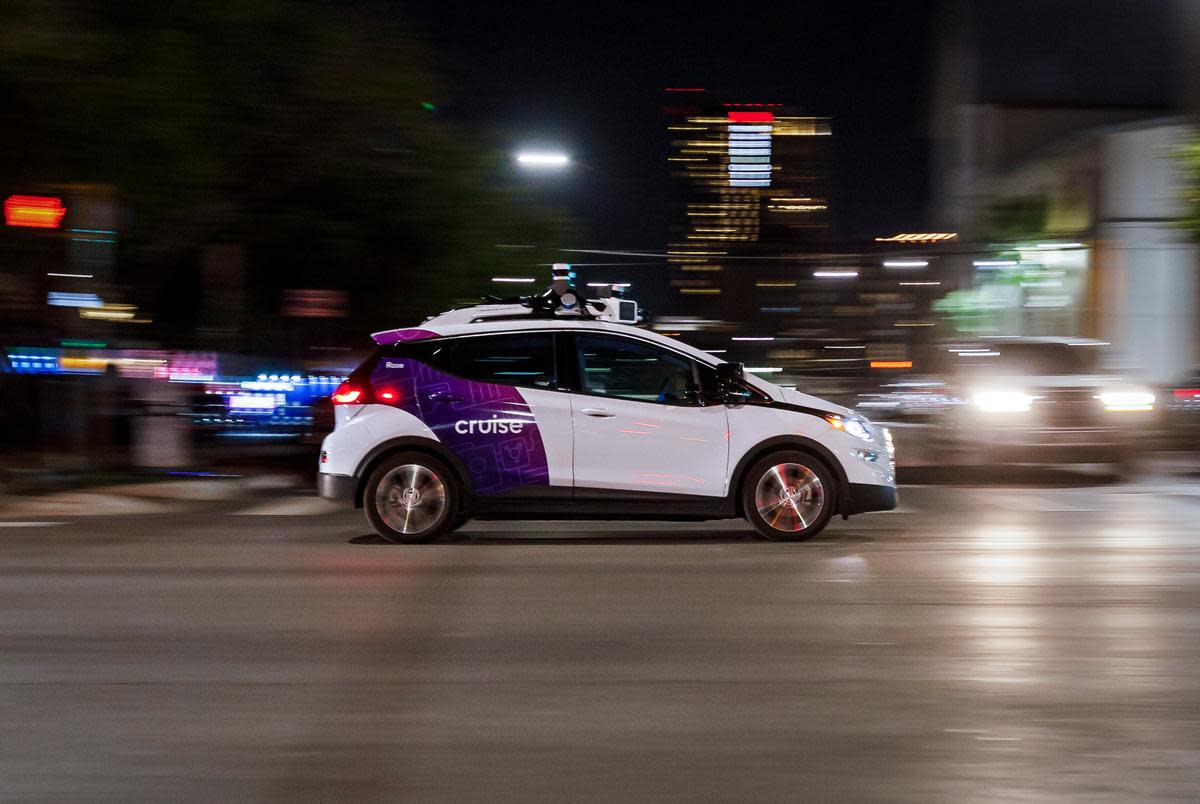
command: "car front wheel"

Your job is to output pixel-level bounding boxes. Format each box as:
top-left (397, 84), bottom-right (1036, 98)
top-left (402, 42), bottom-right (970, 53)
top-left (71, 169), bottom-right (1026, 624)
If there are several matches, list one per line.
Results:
top-left (363, 452), bottom-right (460, 543)
top-left (742, 451), bottom-right (836, 541)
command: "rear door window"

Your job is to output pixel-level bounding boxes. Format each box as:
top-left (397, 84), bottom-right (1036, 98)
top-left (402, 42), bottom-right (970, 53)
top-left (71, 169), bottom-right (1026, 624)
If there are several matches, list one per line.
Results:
top-left (439, 333), bottom-right (557, 389)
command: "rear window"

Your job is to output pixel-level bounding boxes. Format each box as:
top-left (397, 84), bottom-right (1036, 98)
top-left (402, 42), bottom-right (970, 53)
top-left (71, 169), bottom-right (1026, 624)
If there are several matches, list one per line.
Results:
top-left (373, 333), bottom-right (556, 389)
top-left (443, 333), bottom-right (556, 388)
top-left (942, 343), bottom-right (1101, 376)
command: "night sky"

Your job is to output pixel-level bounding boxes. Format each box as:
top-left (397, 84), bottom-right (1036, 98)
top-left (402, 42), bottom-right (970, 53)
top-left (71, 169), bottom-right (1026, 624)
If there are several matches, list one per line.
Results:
top-left (407, 1), bottom-right (937, 248)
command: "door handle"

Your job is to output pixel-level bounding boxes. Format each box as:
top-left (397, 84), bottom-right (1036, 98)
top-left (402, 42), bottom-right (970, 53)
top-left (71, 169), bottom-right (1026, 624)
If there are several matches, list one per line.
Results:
top-left (581, 407), bottom-right (615, 418)
top-left (427, 392), bottom-right (463, 403)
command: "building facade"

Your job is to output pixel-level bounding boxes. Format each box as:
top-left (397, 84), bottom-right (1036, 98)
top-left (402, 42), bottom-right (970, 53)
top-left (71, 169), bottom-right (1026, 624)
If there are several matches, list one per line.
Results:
top-left (929, 0), bottom-right (1199, 382)
top-left (663, 90), bottom-right (831, 320)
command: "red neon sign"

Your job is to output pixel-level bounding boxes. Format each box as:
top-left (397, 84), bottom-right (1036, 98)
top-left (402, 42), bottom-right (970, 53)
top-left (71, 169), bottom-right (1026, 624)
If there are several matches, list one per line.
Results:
top-left (5, 195), bottom-right (67, 228)
top-left (727, 111), bottom-right (775, 123)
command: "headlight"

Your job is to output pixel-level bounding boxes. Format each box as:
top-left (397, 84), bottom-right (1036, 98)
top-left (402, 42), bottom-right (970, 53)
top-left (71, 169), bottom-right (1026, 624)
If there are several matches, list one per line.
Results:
top-left (825, 414), bottom-right (873, 441)
top-left (973, 390), bottom-right (1034, 413)
top-left (1097, 389), bottom-right (1155, 412)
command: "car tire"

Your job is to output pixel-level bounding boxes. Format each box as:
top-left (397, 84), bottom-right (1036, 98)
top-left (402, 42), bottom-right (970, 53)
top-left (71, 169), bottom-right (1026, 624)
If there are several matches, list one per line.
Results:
top-left (742, 451), bottom-right (837, 541)
top-left (363, 451), bottom-right (460, 543)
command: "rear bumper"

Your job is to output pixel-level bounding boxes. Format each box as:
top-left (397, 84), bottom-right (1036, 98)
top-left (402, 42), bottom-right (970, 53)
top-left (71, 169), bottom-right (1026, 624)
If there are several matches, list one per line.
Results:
top-left (842, 482), bottom-right (897, 515)
top-left (317, 472), bottom-right (357, 505)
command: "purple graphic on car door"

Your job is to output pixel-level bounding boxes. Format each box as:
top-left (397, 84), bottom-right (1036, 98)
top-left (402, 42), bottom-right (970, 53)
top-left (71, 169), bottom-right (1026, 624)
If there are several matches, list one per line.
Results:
top-left (369, 358), bottom-right (549, 495)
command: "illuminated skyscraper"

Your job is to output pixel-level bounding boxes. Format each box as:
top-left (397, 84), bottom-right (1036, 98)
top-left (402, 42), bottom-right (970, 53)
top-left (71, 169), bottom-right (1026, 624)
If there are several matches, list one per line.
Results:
top-left (664, 90), bottom-right (831, 315)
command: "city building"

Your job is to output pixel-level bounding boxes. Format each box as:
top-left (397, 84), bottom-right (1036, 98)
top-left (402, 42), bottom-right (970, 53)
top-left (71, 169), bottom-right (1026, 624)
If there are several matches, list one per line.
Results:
top-left (929, 0), bottom-right (1199, 382)
top-left (663, 89), bottom-right (831, 319)
top-left (659, 91), bottom-right (963, 388)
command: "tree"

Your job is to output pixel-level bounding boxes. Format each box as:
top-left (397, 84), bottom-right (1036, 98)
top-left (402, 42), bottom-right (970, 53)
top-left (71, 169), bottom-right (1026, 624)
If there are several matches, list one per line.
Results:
top-left (0, 0), bottom-right (572, 348)
top-left (1176, 135), bottom-right (1200, 240)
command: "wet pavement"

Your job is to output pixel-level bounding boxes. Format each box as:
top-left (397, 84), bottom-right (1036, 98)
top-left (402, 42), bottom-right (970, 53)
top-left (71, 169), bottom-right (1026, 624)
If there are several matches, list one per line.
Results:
top-left (2, 469), bottom-right (1199, 802)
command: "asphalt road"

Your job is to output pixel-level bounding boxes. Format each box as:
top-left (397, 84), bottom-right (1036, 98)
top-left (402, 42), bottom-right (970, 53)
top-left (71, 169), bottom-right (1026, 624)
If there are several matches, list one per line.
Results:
top-left (2, 468), bottom-right (1200, 802)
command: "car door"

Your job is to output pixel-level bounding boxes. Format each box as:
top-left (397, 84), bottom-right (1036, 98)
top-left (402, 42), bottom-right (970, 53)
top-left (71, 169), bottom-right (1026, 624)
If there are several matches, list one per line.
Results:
top-left (413, 332), bottom-right (574, 496)
top-left (568, 332), bottom-right (729, 497)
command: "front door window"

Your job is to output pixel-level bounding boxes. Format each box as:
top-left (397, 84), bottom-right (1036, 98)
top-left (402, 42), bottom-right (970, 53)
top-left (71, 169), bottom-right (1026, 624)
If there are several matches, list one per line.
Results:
top-left (575, 334), bottom-right (697, 405)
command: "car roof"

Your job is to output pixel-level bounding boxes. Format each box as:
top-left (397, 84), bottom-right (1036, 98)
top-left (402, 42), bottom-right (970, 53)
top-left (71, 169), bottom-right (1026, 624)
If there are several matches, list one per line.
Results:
top-left (373, 315), bottom-right (724, 367)
top-left (969, 336), bottom-right (1110, 348)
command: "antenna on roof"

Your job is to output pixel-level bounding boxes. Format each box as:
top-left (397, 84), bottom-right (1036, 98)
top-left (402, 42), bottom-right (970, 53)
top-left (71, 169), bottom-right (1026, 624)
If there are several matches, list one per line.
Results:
top-left (473, 262), bottom-right (640, 324)
top-left (548, 263), bottom-right (582, 313)
top-left (551, 262), bottom-right (574, 285)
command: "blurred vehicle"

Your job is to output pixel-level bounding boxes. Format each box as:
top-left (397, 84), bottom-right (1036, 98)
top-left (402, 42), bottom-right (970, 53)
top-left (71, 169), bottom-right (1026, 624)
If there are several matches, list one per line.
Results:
top-left (859, 338), bottom-right (1158, 468)
top-left (184, 375), bottom-right (342, 445)
top-left (317, 283), bottom-right (896, 543)
top-left (1164, 369), bottom-right (1200, 450)
top-left (304, 396), bottom-right (335, 446)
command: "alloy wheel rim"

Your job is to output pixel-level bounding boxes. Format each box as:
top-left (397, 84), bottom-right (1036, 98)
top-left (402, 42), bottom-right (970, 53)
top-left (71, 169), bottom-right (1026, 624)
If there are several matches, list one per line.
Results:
top-left (754, 463), bottom-right (825, 532)
top-left (376, 464), bottom-right (447, 535)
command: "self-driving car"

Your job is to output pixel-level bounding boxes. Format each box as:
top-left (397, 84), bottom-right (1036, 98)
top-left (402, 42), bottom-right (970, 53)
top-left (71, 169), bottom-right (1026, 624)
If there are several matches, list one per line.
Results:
top-left (318, 284), bottom-right (895, 542)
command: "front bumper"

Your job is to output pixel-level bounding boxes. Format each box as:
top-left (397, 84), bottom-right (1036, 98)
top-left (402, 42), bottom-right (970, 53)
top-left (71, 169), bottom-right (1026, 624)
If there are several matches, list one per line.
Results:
top-left (960, 426), bottom-right (1134, 464)
top-left (317, 472), bottom-right (357, 505)
top-left (989, 443), bottom-right (1129, 464)
top-left (842, 482), bottom-right (897, 515)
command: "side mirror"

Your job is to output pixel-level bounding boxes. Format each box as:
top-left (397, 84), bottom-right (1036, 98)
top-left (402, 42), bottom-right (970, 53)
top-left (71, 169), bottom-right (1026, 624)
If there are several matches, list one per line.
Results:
top-left (715, 362), bottom-right (752, 404)
top-left (716, 362), bottom-right (744, 383)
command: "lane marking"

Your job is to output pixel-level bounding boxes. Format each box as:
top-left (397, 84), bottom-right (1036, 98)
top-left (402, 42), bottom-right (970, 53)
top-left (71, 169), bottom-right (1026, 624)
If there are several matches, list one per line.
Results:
top-left (232, 497), bottom-right (344, 516)
top-left (985, 493), bottom-right (1093, 512)
top-left (0, 521), bottom-right (68, 527)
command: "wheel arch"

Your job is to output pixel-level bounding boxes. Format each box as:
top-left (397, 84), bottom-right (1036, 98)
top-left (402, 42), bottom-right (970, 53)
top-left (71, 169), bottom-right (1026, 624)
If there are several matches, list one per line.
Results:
top-left (728, 435), bottom-right (850, 517)
top-left (353, 436), bottom-right (474, 511)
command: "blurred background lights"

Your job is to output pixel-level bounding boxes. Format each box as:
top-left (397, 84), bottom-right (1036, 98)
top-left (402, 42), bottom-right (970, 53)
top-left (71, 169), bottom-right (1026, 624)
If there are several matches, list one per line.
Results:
top-left (515, 151), bottom-right (570, 168)
top-left (5, 194), bottom-right (66, 228)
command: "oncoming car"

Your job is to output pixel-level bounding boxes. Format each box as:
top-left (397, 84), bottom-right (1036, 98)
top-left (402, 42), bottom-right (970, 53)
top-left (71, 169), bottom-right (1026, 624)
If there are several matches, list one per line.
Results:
top-left (317, 290), bottom-right (896, 542)
top-left (911, 338), bottom-right (1155, 468)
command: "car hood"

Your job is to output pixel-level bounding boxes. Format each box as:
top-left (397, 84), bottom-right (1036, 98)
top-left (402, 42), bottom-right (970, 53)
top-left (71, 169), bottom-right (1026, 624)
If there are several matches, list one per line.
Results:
top-left (775, 386), bottom-right (856, 418)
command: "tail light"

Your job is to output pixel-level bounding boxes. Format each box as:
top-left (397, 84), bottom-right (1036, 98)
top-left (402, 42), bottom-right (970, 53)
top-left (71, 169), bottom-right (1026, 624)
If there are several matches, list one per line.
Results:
top-left (332, 380), bottom-right (369, 405)
top-left (331, 380), bottom-right (402, 406)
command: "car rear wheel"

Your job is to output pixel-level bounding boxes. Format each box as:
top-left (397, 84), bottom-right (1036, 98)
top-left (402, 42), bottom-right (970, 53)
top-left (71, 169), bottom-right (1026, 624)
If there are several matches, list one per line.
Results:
top-left (742, 451), bottom-right (836, 541)
top-left (363, 452), bottom-right (460, 543)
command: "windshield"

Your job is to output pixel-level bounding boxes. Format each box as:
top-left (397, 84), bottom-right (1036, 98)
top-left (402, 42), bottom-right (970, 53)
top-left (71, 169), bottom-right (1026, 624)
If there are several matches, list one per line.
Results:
top-left (943, 343), bottom-right (1102, 376)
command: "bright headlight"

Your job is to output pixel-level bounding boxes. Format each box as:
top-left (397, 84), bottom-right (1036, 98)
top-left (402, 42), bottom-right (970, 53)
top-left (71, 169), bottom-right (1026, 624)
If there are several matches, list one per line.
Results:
top-left (1097, 389), bottom-right (1155, 412)
top-left (825, 414), bottom-right (874, 441)
top-left (973, 390), bottom-right (1034, 413)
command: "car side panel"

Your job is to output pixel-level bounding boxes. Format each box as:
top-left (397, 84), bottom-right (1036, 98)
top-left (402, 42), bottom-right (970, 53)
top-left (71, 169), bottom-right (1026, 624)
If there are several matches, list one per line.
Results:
top-left (319, 405), bottom-right (435, 478)
top-left (520, 389), bottom-right (574, 487)
top-left (367, 356), bottom-right (564, 495)
top-left (570, 394), bottom-right (729, 497)
top-left (725, 404), bottom-right (895, 490)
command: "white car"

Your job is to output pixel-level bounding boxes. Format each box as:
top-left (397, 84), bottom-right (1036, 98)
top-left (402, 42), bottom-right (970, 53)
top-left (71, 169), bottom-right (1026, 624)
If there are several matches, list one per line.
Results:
top-left (317, 294), bottom-right (896, 542)
top-left (864, 338), bottom-right (1158, 467)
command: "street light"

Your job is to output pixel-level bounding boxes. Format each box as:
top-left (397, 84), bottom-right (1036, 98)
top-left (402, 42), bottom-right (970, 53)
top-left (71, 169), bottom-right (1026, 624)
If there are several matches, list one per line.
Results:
top-left (515, 151), bottom-right (570, 169)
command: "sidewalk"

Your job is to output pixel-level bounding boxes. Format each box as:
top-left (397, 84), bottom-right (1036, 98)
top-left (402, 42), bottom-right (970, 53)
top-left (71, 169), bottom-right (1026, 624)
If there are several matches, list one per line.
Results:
top-left (0, 468), bottom-right (310, 517)
top-left (0, 441), bottom-right (318, 505)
